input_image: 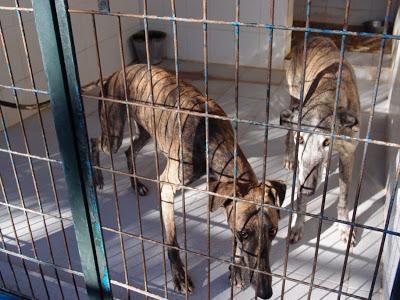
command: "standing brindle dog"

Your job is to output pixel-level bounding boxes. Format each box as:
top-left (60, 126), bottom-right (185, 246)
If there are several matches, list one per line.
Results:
top-left (280, 37), bottom-right (360, 246)
top-left (91, 64), bottom-right (286, 299)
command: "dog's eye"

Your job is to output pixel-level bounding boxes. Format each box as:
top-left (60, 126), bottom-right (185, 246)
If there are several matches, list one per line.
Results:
top-left (323, 138), bottom-right (331, 147)
top-left (298, 135), bottom-right (304, 144)
top-left (269, 228), bottom-right (277, 237)
top-left (240, 231), bottom-right (249, 240)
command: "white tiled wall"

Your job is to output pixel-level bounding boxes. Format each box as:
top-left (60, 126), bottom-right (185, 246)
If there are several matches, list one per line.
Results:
top-left (0, 0), bottom-right (142, 128)
top-left (143, 0), bottom-right (292, 69)
top-left (0, 5), bottom-right (46, 128)
top-left (68, 0), bottom-right (142, 85)
top-left (383, 7), bottom-right (400, 299)
top-left (293, 0), bottom-right (400, 25)
top-left (1, 1), bottom-right (292, 128)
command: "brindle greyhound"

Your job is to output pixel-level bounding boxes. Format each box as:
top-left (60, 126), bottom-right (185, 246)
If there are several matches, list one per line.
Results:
top-left (92, 64), bottom-right (286, 298)
top-left (280, 37), bottom-right (360, 246)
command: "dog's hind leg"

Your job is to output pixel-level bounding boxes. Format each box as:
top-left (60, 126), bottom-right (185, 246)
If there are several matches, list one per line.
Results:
top-left (337, 148), bottom-right (357, 246)
top-left (125, 123), bottom-right (150, 196)
top-left (160, 161), bottom-right (193, 293)
top-left (91, 138), bottom-right (104, 189)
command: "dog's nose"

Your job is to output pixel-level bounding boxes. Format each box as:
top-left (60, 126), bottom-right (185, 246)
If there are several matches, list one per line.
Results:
top-left (256, 285), bottom-right (273, 299)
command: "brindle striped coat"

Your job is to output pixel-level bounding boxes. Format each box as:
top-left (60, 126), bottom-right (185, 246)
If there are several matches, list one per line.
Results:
top-left (92, 64), bottom-right (286, 298)
top-left (104, 64), bottom-right (257, 186)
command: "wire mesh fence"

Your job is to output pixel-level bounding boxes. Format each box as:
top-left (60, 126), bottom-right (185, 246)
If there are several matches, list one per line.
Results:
top-left (0, 1), bottom-right (86, 299)
top-left (0, 0), bottom-right (399, 299)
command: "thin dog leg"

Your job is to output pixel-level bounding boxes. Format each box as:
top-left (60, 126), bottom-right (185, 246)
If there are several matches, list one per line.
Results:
top-left (125, 123), bottom-right (150, 196)
top-left (289, 191), bottom-right (307, 243)
top-left (284, 96), bottom-right (298, 170)
top-left (91, 138), bottom-right (104, 189)
top-left (229, 241), bottom-right (245, 288)
top-left (337, 148), bottom-right (356, 246)
top-left (284, 130), bottom-right (295, 170)
top-left (160, 162), bottom-right (193, 293)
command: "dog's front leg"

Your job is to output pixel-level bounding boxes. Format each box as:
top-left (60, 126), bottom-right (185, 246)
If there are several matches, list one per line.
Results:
top-left (284, 98), bottom-right (298, 170)
top-left (160, 179), bottom-right (193, 293)
top-left (337, 149), bottom-right (356, 246)
top-left (90, 138), bottom-right (104, 189)
top-left (284, 130), bottom-right (295, 170)
top-left (289, 191), bottom-right (307, 243)
top-left (229, 241), bottom-right (245, 289)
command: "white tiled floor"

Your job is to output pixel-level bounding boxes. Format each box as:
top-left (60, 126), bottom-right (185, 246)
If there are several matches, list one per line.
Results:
top-left (0, 60), bottom-right (392, 299)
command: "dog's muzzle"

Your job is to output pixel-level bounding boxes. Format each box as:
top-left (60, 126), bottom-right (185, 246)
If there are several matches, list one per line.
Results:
top-left (300, 164), bottom-right (319, 195)
top-left (255, 276), bottom-right (273, 298)
top-left (300, 184), bottom-right (315, 195)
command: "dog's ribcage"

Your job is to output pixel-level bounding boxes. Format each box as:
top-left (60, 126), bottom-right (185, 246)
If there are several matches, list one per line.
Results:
top-left (105, 64), bottom-right (256, 184)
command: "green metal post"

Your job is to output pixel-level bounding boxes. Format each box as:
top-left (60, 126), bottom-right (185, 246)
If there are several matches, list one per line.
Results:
top-left (32, 1), bottom-right (111, 299)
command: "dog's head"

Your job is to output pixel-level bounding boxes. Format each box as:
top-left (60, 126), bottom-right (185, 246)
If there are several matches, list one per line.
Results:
top-left (280, 106), bottom-right (359, 195)
top-left (210, 180), bottom-right (286, 299)
top-left (98, 99), bottom-right (127, 154)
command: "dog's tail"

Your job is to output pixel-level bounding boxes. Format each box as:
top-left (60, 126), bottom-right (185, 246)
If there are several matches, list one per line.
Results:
top-left (81, 74), bottom-right (113, 96)
top-left (0, 74), bottom-right (113, 111)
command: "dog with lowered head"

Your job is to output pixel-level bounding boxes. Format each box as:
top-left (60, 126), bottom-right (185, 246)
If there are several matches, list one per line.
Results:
top-left (92, 64), bottom-right (286, 299)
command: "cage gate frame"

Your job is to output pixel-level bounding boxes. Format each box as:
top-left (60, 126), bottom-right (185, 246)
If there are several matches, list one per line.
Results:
top-left (0, 0), bottom-right (399, 299)
top-left (32, 1), bottom-right (111, 299)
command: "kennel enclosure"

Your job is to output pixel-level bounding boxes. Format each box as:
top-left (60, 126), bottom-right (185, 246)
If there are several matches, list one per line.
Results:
top-left (0, 0), bottom-right (399, 299)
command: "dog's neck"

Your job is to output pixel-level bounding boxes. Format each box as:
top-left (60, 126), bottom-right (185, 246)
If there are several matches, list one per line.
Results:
top-left (210, 144), bottom-right (258, 186)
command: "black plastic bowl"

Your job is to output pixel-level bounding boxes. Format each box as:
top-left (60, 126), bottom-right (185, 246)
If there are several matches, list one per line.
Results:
top-left (131, 30), bottom-right (166, 64)
top-left (132, 30), bottom-right (166, 41)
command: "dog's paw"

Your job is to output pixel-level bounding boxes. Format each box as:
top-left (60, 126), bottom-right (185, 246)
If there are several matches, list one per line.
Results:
top-left (337, 223), bottom-right (356, 247)
top-left (131, 179), bottom-right (148, 196)
top-left (229, 265), bottom-right (246, 289)
top-left (284, 157), bottom-right (295, 171)
top-left (289, 223), bottom-right (304, 243)
top-left (172, 269), bottom-right (193, 294)
top-left (93, 169), bottom-right (104, 189)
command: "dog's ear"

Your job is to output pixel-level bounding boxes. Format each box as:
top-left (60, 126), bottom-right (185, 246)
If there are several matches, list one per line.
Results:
top-left (265, 180), bottom-right (286, 207)
top-left (337, 108), bottom-right (359, 132)
top-left (209, 181), bottom-right (234, 212)
top-left (209, 181), bottom-right (250, 212)
top-left (280, 109), bottom-right (294, 126)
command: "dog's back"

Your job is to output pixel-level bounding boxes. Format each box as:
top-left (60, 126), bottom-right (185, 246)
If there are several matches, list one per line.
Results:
top-left (105, 64), bottom-right (255, 184)
top-left (287, 36), bottom-right (360, 119)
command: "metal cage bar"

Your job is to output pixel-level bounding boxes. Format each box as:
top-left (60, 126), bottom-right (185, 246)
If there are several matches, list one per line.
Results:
top-left (116, 15), bottom-right (150, 297)
top-left (32, 0), bottom-right (111, 299)
top-left (90, 14), bottom-right (131, 299)
top-left (337, 1), bottom-right (393, 298)
top-left (142, 1), bottom-right (169, 297)
top-left (0, 13), bottom-right (53, 300)
top-left (168, 1), bottom-right (190, 299)
top-left (230, 1), bottom-right (240, 299)
top-left (281, 0), bottom-right (312, 297)
top-left (256, 0), bottom-right (275, 299)
top-left (67, 8), bottom-right (400, 41)
top-left (202, 1), bottom-right (212, 298)
top-left (307, 1), bottom-right (352, 299)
